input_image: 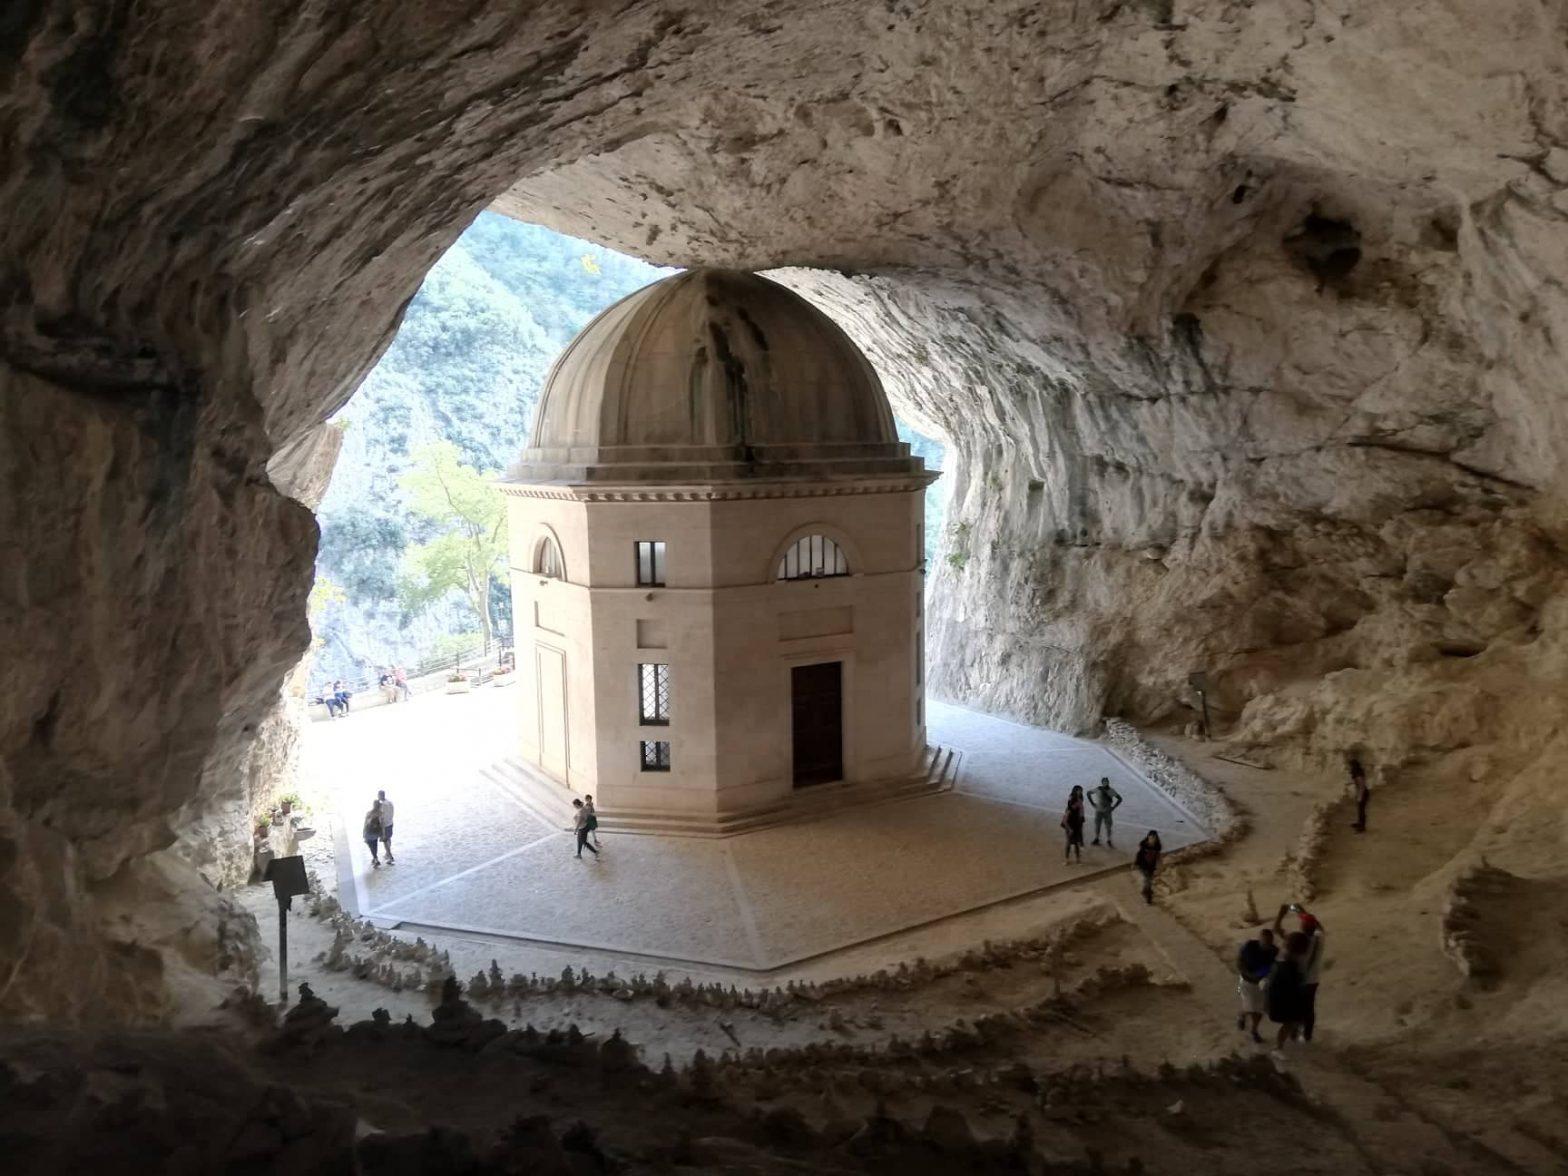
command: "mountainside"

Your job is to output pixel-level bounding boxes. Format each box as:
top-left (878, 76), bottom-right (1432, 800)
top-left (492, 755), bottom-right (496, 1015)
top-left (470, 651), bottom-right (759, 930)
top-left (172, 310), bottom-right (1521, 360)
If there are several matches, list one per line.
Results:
top-left (312, 214), bottom-right (945, 686)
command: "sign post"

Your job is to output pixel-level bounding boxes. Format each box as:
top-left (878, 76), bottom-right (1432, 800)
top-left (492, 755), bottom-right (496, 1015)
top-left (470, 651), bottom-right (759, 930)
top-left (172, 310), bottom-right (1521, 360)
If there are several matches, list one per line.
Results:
top-left (263, 854), bottom-right (311, 1004)
top-left (1187, 671), bottom-right (1212, 741)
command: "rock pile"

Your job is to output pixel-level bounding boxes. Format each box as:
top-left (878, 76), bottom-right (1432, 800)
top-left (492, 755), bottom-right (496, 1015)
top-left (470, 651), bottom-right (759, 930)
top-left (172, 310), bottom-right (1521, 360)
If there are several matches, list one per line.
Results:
top-left (1103, 720), bottom-right (1243, 848)
top-left (1440, 860), bottom-right (1521, 986)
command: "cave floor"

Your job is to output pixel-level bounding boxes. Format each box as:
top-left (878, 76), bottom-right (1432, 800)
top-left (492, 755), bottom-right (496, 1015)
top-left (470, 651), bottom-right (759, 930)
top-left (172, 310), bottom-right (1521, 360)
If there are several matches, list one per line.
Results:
top-left (305, 689), bottom-right (1205, 971)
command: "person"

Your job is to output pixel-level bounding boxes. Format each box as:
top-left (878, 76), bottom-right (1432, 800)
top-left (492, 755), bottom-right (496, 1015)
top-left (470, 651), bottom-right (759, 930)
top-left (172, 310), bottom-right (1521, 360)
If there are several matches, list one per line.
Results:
top-left (379, 668), bottom-right (396, 704)
top-left (1235, 928), bottom-right (1278, 1043)
top-left (362, 801), bottom-right (385, 868)
top-left (376, 789), bottom-right (396, 864)
top-left (1088, 776), bottom-right (1123, 847)
top-left (571, 799), bottom-right (599, 859)
top-left (582, 794), bottom-right (602, 850)
top-left (395, 665), bottom-right (411, 702)
top-left (1061, 785), bottom-right (1086, 863)
top-left (333, 680), bottom-right (351, 715)
top-left (1133, 830), bottom-right (1162, 903)
top-left (1349, 757), bottom-right (1369, 832)
top-left (1266, 930), bottom-right (1313, 1051)
top-left (322, 690), bottom-right (342, 718)
top-left (1274, 903), bottom-right (1326, 1041)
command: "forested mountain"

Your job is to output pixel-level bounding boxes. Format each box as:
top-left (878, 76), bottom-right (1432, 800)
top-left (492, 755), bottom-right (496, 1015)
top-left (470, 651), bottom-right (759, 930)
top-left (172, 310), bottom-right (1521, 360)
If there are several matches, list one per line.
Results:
top-left (310, 212), bottom-right (945, 686)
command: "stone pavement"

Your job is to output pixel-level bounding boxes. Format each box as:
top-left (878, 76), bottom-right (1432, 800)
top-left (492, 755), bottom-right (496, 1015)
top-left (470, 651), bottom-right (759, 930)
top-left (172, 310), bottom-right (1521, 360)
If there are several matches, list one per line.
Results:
top-left (312, 688), bottom-right (1207, 971)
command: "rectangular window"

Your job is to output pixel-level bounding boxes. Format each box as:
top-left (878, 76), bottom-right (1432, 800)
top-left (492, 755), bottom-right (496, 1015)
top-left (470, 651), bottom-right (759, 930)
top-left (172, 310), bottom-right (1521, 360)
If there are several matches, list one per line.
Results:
top-left (637, 663), bottom-right (670, 725)
top-left (639, 740), bottom-right (671, 772)
top-left (635, 540), bottom-right (666, 587)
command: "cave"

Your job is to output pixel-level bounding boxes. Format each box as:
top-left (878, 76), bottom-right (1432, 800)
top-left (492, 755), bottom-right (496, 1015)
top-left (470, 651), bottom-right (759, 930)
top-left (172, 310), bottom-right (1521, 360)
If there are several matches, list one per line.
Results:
top-left (5, 1), bottom-right (1568, 1171)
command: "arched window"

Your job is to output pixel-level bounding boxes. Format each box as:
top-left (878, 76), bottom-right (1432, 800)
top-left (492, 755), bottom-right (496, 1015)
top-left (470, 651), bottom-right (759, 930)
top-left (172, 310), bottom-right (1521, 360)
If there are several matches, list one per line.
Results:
top-left (777, 534), bottom-right (849, 581)
top-left (533, 535), bottom-right (565, 580)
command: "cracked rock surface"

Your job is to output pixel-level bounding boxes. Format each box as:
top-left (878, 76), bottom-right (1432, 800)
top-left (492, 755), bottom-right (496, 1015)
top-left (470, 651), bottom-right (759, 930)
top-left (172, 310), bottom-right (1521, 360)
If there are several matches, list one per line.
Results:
top-left (4, 0), bottom-right (1568, 1019)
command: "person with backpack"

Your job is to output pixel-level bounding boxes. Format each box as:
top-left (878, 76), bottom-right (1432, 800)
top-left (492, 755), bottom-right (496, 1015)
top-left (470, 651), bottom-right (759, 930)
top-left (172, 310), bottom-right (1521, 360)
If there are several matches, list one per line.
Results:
top-left (582, 794), bottom-right (602, 850)
top-left (571, 799), bottom-right (599, 859)
top-left (1088, 776), bottom-right (1123, 847)
top-left (1061, 785), bottom-right (1086, 863)
top-left (362, 800), bottom-right (386, 869)
top-left (1274, 903), bottom-right (1327, 1041)
top-left (1266, 930), bottom-right (1314, 1051)
top-left (1134, 830), bottom-right (1162, 904)
top-left (1235, 927), bottom-right (1278, 1043)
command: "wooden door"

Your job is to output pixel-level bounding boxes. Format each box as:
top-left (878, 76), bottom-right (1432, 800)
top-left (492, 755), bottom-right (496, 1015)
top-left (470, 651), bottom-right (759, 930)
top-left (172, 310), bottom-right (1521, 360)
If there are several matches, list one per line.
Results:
top-left (791, 661), bottom-right (843, 787)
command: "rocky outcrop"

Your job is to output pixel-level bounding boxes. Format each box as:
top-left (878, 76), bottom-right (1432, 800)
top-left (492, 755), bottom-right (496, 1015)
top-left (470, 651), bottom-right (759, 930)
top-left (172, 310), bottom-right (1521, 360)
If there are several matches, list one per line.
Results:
top-left (5, 0), bottom-right (1568, 1019)
top-left (177, 424), bottom-right (345, 891)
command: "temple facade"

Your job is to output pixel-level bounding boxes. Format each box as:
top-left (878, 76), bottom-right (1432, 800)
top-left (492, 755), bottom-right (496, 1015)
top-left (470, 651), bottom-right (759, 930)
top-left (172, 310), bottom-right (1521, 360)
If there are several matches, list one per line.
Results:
top-left (502, 269), bottom-right (938, 832)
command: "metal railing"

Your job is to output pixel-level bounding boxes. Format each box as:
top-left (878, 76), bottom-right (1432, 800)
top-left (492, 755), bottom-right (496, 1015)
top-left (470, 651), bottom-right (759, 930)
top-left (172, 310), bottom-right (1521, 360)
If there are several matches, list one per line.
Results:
top-left (311, 638), bottom-right (513, 702)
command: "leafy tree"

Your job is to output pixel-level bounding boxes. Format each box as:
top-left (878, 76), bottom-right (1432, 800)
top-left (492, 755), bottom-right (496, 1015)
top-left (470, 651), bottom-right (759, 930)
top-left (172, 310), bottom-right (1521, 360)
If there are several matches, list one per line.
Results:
top-left (421, 629), bottom-right (484, 665)
top-left (317, 512), bottom-right (407, 603)
top-left (397, 442), bottom-right (506, 650)
top-left (307, 575), bottom-right (348, 649)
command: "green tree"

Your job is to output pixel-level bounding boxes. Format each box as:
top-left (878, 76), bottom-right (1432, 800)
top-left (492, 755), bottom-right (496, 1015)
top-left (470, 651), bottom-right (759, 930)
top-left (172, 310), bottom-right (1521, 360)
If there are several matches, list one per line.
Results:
top-left (398, 442), bottom-right (506, 650)
top-left (307, 575), bottom-right (348, 650)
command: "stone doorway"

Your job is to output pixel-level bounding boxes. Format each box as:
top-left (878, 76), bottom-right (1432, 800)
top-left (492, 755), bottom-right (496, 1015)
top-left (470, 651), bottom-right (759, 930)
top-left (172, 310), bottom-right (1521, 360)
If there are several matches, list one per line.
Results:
top-left (791, 660), bottom-right (843, 787)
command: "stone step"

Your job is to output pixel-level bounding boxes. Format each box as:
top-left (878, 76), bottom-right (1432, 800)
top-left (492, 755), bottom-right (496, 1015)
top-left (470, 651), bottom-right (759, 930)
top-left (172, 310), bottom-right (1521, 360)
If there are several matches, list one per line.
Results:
top-left (480, 746), bottom-right (958, 839)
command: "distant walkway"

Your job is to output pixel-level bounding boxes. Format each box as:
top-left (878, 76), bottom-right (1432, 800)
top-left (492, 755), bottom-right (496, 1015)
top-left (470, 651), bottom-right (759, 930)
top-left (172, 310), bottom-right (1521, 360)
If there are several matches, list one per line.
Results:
top-left (312, 692), bottom-right (1207, 971)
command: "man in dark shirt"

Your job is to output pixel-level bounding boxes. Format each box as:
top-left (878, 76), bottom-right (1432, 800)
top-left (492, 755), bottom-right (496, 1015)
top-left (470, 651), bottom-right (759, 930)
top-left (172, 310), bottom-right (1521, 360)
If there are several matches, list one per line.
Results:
top-left (1349, 757), bottom-right (1370, 832)
top-left (1236, 928), bottom-right (1278, 1043)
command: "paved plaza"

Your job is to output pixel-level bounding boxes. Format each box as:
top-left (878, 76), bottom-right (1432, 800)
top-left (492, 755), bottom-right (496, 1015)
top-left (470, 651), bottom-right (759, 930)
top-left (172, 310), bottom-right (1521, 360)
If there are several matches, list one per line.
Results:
top-left (313, 687), bottom-right (1205, 970)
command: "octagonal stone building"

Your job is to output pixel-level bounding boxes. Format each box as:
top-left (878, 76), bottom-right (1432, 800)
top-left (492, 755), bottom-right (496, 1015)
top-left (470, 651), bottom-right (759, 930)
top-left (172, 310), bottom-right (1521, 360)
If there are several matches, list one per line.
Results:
top-left (502, 268), bottom-right (940, 833)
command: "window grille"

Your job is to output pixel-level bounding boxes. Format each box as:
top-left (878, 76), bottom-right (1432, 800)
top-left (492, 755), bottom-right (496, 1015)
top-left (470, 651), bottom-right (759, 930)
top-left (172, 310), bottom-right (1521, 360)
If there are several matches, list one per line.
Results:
top-left (635, 540), bottom-right (666, 586)
top-left (638, 663), bottom-right (670, 725)
top-left (776, 534), bottom-right (849, 581)
top-left (639, 740), bottom-right (671, 772)
top-left (534, 536), bottom-right (564, 579)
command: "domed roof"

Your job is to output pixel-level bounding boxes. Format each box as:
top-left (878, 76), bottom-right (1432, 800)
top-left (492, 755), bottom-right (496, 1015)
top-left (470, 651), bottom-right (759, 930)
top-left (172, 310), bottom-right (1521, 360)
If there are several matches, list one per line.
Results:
top-left (508, 269), bottom-right (926, 484)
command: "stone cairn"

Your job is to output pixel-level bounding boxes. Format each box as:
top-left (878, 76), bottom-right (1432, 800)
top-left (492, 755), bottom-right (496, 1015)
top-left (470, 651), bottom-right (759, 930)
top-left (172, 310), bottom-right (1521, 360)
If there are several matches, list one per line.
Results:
top-left (262, 972), bottom-right (1258, 1174)
top-left (701, 962), bottom-right (1157, 1098)
top-left (271, 982), bottom-right (341, 1054)
top-left (308, 884), bottom-right (454, 995)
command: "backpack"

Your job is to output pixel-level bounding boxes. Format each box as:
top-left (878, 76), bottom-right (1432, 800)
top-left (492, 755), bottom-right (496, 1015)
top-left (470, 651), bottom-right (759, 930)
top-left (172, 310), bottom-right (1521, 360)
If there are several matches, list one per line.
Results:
top-left (1267, 957), bottom-right (1304, 1020)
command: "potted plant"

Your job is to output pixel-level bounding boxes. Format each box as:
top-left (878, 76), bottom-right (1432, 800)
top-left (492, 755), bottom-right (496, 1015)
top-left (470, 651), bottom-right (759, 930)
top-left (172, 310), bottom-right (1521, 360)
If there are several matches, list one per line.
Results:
top-left (446, 670), bottom-right (471, 695)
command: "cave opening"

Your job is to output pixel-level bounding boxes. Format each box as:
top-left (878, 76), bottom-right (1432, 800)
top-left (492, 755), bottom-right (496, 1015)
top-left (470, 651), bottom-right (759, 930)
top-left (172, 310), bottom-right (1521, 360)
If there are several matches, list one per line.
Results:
top-left (304, 210), bottom-right (949, 713)
top-left (9, 4), bottom-right (1568, 1166)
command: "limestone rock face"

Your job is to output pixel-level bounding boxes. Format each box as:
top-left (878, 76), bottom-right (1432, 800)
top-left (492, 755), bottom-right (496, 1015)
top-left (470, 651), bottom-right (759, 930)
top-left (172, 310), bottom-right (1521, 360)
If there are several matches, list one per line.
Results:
top-left (4, 0), bottom-right (1568, 1017)
top-left (178, 424), bottom-right (345, 892)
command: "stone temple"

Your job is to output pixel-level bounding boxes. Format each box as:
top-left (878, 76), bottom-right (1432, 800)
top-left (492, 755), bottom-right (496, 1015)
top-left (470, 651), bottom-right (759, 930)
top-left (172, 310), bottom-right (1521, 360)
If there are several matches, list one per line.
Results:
top-left (503, 268), bottom-right (938, 831)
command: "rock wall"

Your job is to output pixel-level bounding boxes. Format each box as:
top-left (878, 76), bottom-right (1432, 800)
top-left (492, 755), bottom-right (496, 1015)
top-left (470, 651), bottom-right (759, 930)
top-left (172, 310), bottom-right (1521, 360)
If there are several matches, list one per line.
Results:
top-left (174, 424), bottom-right (346, 892)
top-left (5, 0), bottom-right (1568, 1018)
